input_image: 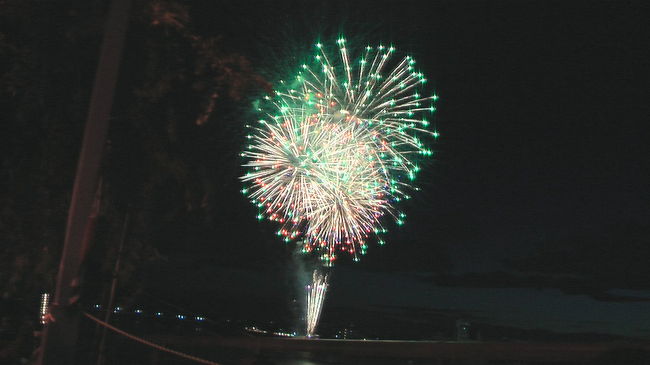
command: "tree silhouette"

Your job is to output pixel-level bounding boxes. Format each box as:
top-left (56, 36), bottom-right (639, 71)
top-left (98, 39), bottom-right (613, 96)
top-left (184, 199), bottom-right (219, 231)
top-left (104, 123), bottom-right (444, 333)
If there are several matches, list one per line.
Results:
top-left (0, 0), bottom-right (269, 345)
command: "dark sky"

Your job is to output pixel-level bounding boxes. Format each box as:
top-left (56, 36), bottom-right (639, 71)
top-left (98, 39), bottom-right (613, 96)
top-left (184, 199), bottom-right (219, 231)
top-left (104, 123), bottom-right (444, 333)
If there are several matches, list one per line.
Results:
top-left (136, 0), bottom-right (649, 336)
top-left (5, 0), bottom-right (650, 344)
top-left (166, 0), bottom-right (650, 271)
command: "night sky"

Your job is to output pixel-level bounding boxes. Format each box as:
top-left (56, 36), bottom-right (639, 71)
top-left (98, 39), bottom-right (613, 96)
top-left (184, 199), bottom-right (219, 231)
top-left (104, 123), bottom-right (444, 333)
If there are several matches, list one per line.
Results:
top-left (162, 0), bottom-right (650, 271)
top-left (4, 0), bottom-right (649, 342)
top-left (132, 0), bottom-right (650, 338)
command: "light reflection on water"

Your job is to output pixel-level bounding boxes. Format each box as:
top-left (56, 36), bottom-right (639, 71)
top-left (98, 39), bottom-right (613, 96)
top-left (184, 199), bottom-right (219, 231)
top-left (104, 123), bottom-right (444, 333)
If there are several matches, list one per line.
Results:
top-left (248, 353), bottom-right (427, 365)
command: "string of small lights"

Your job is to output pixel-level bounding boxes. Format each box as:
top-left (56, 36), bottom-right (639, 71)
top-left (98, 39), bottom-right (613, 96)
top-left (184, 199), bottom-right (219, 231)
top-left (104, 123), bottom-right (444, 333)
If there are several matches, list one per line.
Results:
top-left (39, 293), bottom-right (50, 325)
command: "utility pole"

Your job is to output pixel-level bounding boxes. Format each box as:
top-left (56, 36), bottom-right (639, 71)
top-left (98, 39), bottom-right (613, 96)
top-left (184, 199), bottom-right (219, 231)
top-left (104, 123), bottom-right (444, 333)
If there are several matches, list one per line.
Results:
top-left (36, 0), bottom-right (131, 364)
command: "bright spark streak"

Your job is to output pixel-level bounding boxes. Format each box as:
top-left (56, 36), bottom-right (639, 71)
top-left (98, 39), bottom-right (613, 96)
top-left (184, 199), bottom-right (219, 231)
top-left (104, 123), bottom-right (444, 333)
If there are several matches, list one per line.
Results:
top-left (306, 270), bottom-right (329, 337)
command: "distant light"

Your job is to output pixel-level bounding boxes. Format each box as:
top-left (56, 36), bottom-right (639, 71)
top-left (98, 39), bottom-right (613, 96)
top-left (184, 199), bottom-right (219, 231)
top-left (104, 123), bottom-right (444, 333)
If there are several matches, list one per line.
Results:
top-left (39, 293), bottom-right (50, 324)
top-left (134, 309), bottom-right (143, 314)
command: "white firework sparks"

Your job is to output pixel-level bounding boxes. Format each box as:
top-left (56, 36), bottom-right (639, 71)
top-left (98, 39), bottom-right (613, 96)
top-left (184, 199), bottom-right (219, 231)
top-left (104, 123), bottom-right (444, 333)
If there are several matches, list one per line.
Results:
top-left (242, 37), bottom-right (438, 263)
top-left (306, 269), bottom-right (329, 337)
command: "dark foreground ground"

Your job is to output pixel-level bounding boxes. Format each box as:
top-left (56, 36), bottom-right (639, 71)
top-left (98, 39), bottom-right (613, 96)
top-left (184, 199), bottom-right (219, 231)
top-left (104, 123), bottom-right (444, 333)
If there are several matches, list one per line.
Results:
top-left (95, 333), bottom-right (650, 365)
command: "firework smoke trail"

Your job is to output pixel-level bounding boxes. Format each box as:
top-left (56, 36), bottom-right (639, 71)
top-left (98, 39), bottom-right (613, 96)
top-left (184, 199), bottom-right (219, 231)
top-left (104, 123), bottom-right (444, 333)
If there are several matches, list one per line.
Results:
top-left (306, 269), bottom-right (329, 337)
top-left (241, 37), bottom-right (437, 264)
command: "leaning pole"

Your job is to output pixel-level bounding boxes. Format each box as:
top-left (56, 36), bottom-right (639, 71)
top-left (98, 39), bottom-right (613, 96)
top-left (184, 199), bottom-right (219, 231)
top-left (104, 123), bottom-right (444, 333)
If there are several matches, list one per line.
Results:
top-left (36, 0), bottom-right (130, 364)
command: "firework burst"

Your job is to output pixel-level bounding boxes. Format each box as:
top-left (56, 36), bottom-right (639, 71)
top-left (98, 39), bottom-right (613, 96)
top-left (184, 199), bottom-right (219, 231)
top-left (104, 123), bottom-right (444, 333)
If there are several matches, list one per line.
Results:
top-left (241, 37), bottom-right (438, 264)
